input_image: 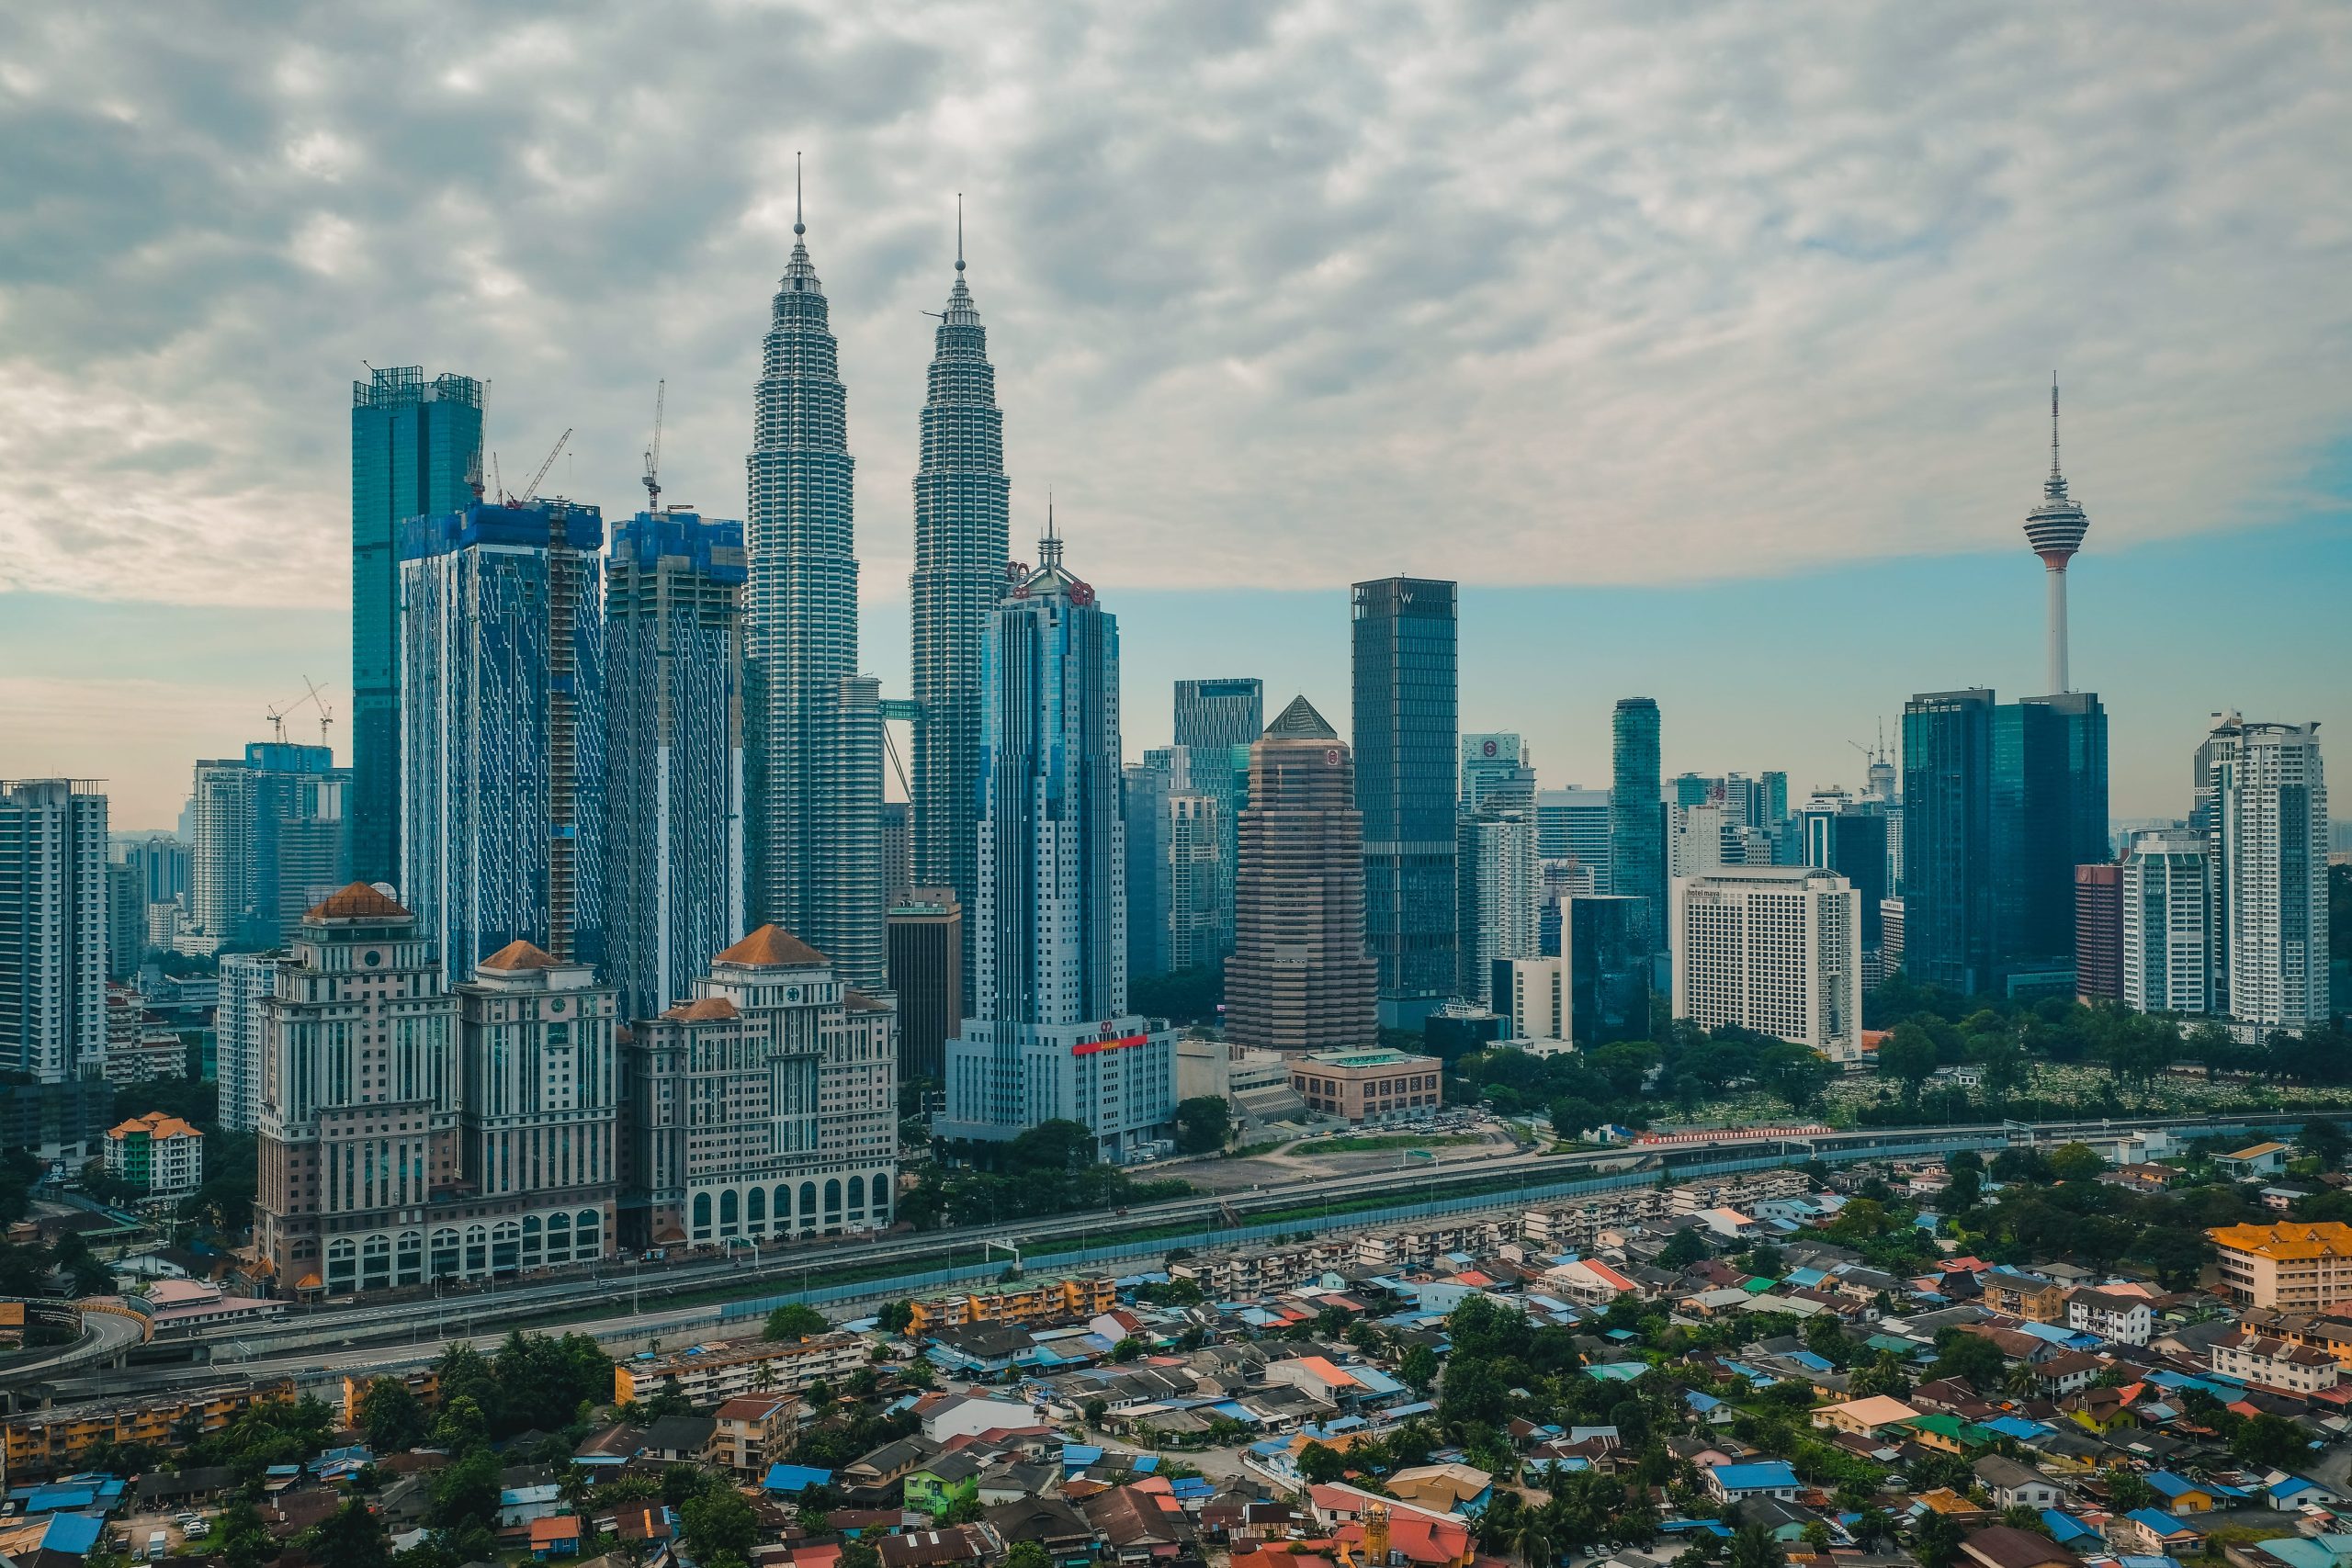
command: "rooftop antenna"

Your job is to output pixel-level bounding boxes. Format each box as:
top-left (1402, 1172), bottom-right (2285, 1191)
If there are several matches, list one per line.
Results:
top-left (795, 151), bottom-right (804, 238)
top-left (956, 191), bottom-right (965, 273)
top-left (2049, 371), bottom-right (2063, 485)
top-left (642, 378), bottom-right (666, 512)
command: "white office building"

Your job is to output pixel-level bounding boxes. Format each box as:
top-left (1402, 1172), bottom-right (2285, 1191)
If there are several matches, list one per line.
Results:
top-left (1672, 866), bottom-right (1861, 1062)
top-left (1669, 803), bottom-right (1728, 880)
top-left (2120, 829), bottom-right (2210, 1016)
top-left (1498, 955), bottom-right (1570, 1054)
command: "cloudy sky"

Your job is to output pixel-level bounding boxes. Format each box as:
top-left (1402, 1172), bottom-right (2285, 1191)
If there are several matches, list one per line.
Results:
top-left (2, 1), bottom-right (2347, 828)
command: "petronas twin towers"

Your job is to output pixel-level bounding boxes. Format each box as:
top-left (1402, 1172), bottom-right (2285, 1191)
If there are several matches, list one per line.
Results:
top-left (742, 184), bottom-right (1006, 1003)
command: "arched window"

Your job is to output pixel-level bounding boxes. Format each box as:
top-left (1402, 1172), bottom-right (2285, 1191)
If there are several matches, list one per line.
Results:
top-left (798, 1182), bottom-right (818, 1233)
top-left (870, 1174), bottom-right (891, 1221)
top-left (575, 1209), bottom-right (601, 1255)
top-left (823, 1178), bottom-right (842, 1224)
top-left (719, 1188), bottom-right (741, 1235)
top-left (692, 1191), bottom-right (713, 1237)
top-left (747, 1187), bottom-right (767, 1230)
top-left (775, 1185), bottom-right (793, 1230)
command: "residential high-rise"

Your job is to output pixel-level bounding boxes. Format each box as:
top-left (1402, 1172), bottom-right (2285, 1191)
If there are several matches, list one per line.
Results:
top-left (1609, 699), bottom-right (1666, 958)
top-left (1351, 577), bottom-right (1459, 1026)
top-left (1124, 747), bottom-right (1232, 981)
top-left (605, 509), bottom-right (747, 1021)
top-left (351, 367), bottom-right (483, 886)
top-left (2194, 711), bottom-right (2244, 1013)
top-left (105, 860), bottom-right (145, 981)
top-left (2023, 378), bottom-right (2090, 695)
top-left (1458, 807), bottom-right (1539, 1006)
top-left (453, 941), bottom-right (620, 1269)
top-left (1672, 866), bottom-right (1862, 1063)
top-left (888, 888), bottom-right (962, 1086)
top-left (113, 831), bottom-right (189, 908)
top-left (941, 527), bottom-right (1177, 1159)
top-left (400, 500), bottom-right (606, 978)
top-left (2074, 863), bottom-right (2124, 1003)
top-left (1535, 787), bottom-right (1612, 891)
top-left (187, 743), bottom-right (350, 951)
top-left (1224, 696), bottom-right (1379, 1056)
top-left (1461, 734), bottom-right (1536, 812)
top-left (0, 780), bottom-right (109, 1083)
top-left (216, 950), bottom-right (276, 1134)
top-left (2120, 829), bottom-right (2209, 1016)
top-left (908, 222), bottom-right (1009, 955)
top-left (255, 884), bottom-right (461, 1294)
top-left (1901, 689), bottom-right (1996, 993)
top-left (746, 186), bottom-right (887, 990)
top-left (2219, 722), bottom-right (2329, 1031)
top-left (1669, 803), bottom-right (1728, 881)
top-left (1174, 679), bottom-right (1265, 753)
top-left (619, 926), bottom-right (899, 1249)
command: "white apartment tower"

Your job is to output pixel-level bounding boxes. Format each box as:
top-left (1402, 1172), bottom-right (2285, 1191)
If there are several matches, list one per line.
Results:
top-left (1458, 807), bottom-right (1540, 1006)
top-left (1672, 866), bottom-right (1861, 1062)
top-left (0, 780), bottom-right (109, 1083)
top-left (216, 950), bottom-right (277, 1133)
top-left (2219, 721), bottom-right (2329, 1031)
top-left (2120, 829), bottom-right (2209, 1015)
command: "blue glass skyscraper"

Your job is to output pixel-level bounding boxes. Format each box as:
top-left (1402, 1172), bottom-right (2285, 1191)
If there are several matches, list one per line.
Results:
top-left (1609, 698), bottom-right (1665, 956)
top-left (1901, 689), bottom-right (1995, 993)
top-left (606, 510), bottom-right (747, 1020)
top-left (1991, 690), bottom-right (2109, 967)
top-left (351, 367), bottom-right (482, 887)
top-left (399, 499), bottom-right (605, 978)
top-left (1351, 577), bottom-right (1459, 1027)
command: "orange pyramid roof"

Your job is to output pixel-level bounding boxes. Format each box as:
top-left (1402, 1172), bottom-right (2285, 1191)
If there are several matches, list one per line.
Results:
top-left (479, 939), bottom-right (560, 971)
top-left (305, 882), bottom-right (413, 920)
top-left (713, 924), bottom-right (827, 968)
top-left (663, 997), bottom-right (741, 1021)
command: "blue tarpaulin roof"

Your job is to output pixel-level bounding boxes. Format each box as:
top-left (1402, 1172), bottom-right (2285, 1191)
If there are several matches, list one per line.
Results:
top-left (43, 1515), bottom-right (106, 1556)
top-left (762, 1464), bottom-right (834, 1494)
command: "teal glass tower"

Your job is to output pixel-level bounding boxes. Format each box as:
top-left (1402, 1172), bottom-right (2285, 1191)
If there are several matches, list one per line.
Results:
top-left (1608, 698), bottom-right (1665, 955)
top-left (351, 367), bottom-right (483, 886)
top-left (1902, 689), bottom-right (1996, 993)
top-left (1351, 577), bottom-right (1458, 1028)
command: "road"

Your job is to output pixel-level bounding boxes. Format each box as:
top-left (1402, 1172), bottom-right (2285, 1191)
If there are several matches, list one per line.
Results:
top-left (0, 1306), bottom-right (144, 1394)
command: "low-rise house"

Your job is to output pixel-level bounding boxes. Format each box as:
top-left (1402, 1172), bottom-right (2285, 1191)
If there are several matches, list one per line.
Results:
top-left (498, 1483), bottom-right (564, 1529)
top-left (2109, 1510), bottom-right (2204, 1556)
top-left (903, 1451), bottom-right (982, 1520)
top-left (2220, 1143), bottom-right (2293, 1179)
top-left (529, 1516), bottom-right (582, 1560)
top-left (2030, 1350), bottom-right (2105, 1397)
top-left (1385, 1462), bottom-right (1493, 1517)
top-left (1814, 1395), bottom-right (1921, 1437)
top-left (2065, 1289), bottom-right (2153, 1346)
top-left (876, 1524), bottom-right (1001, 1568)
top-left (1973, 1456), bottom-right (2061, 1513)
top-left (2212, 1330), bottom-right (2342, 1393)
top-left (842, 1437), bottom-right (940, 1501)
top-left (1705, 1461), bottom-right (1800, 1505)
top-left (1960, 1524), bottom-right (2084, 1568)
top-left (712, 1394), bottom-right (800, 1478)
top-left (918, 1393), bottom-right (1037, 1443)
top-left (2143, 1471), bottom-right (2224, 1514)
top-left (642, 1415), bottom-right (717, 1464)
top-left (1982, 1269), bottom-right (2068, 1324)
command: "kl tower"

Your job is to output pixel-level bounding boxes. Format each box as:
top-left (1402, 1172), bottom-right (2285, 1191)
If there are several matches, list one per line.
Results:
top-left (2023, 376), bottom-right (2088, 694)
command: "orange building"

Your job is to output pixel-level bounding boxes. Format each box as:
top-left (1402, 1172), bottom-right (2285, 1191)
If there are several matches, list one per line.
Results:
top-left (2210, 1222), bottom-right (2352, 1310)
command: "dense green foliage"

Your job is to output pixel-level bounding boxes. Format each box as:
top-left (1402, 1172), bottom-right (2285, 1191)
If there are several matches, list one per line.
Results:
top-left (901, 1119), bottom-right (1190, 1228)
top-left (1173, 1095), bottom-right (1232, 1154)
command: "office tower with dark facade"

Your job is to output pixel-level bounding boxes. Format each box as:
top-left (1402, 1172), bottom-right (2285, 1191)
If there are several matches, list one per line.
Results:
top-left (880, 803), bottom-right (912, 904)
top-left (1609, 698), bottom-right (1666, 956)
top-left (605, 510), bottom-right (747, 1021)
top-left (888, 887), bottom-right (961, 1085)
top-left (1174, 678), bottom-right (1265, 753)
top-left (1225, 696), bottom-right (1379, 1055)
top-left (351, 367), bottom-right (482, 886)
top-left (745, 195), bottom-right (886, 990)
top-left (1901, 690), bottom-right (1996, 993)
top-left (0, 780), bottom-right (109, 1083)
top-left (399, 500), bottom-right (606, 979)
top-left (1567, 894), bottom-right (1651, 1045)
top-left (1991, 692), bottom-right (2109, 972)
top-left (908, 230), bottom-right (1009, 957)
top-left (1351, 577), bottom-right (1458, 1027)
top-left (187, 742), bottom-right (350, 950)
top-left (1124, 747), bottom-right (1232, 982)
top-left (1799, 796), bottom-right (1891, 956)
top-left (940, 530), bottom-right (1176, 1159)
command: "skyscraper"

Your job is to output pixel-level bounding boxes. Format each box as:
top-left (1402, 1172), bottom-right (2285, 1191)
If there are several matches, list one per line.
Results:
top-left (1991, 692), bottom-right (2109, 967)
top-left (1568, 894), bottom-right (1652, 1045)
top-left (187, 742), bottom-right (349, 950)
top-left (2120, 829), bottom-right (2209, 1015)
top-left (351, 367), bottom-right (483, 886)
top-left (745, 180), bottom-right (886, 990)
top-left (1174, 678), bottom-right (1265, 752)
top-left (1225, 696), bottom-right (1378, 1055)
top-left (941, 526), bottom-right (1176, 1159)
top-left (888, 887), bottom-right (962, 1086)
top-left (1352, 577), bottom-right (1459, 1027)
top-left (0, 780), bottom-right (109, 1083)
top-left (909, 218), bottom-right (1009, 951)
top-left (1799, 792), bottom-right (1890, 958)
top-left (1124, 748), bottom-right (1231, 981)
top-left (605, 509), bottom-right (747, 1021)
top-left (400, 499), bottom-right (607, 978)
top-left (1457, 807), bottom-right (1539, 1005)
top-left (1901, 689), bottom-right (1996, 993)
top-left (216, 950), bottom-right (273, 1134)
top-left (1672, 867), bottom-right (1861, 1063)
top-left (1609, 698), bottom-right (1665, 956)
top-left (1534, 787), bottom-right (1612, 890)
top-left (2074, 863), bottom-right (2124, 1004)
top-left (1461, 733), bottom-right (1536, 811)
top-left (2219, 722), bottom-right (2328, 1031)
top-left (2023, 378), bottom-right (2089, 695)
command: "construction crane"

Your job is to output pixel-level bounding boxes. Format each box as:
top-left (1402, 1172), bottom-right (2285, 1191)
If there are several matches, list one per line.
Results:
top-left (302, 677), bottom-right (334, 750)
top-left (519, 427), bottom-right (573, 503)
top-left (266, 679), bottom-right (334, 747)
top-left (641, 379), bottom-right (666, 512)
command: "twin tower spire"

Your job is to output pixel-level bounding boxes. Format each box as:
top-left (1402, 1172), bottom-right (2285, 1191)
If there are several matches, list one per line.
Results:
top-left (743, 162), bottom-right (1016, 1008)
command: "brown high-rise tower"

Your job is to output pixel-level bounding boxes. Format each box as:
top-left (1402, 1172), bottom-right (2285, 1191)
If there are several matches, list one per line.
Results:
top-left (1224, 695), bottom-right (1379, 1054)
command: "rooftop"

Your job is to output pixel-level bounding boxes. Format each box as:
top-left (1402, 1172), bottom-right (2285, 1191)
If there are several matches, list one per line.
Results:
top-left (304, 881), bottom-right (413, 921)
top-left (714, 924), bottom-right (829, 969)
top-left (2209, 1221), bottom-right (2352, 1261)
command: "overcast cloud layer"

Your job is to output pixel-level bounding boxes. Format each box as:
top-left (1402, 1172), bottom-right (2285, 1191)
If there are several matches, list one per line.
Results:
top-left (1, 2), bottom-right (2348, 611)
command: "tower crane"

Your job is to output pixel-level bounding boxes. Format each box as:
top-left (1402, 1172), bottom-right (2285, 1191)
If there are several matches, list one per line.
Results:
top-left (641, 379), bottom-right (666, 512)
top-left (519, 427), bottom-right (573, 503)
top-left (266, 678), bottom-right (334, 748)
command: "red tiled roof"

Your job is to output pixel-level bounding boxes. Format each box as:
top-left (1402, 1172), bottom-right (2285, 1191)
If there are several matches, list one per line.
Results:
top-left (714, 924), bottom-right (828, 967)
top-left (480, 939), bottom-right (560, 971)
top-left (306, 881), bottom-right (412, 920)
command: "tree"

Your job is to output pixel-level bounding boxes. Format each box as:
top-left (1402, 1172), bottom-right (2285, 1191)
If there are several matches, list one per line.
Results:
top-left (1006, 1545), bottom-right (1054, 1568)
top-left (1803, 1312), bottom-right (1851, 1367)
top-left (682, 1488), bottom-right (759, 1562)
top-left (431, 1393), bottom-right (489, 1456)
top-left (1727, 1522), bottom-right (1783, 1568)
top-left (432, 1448), bottom-right (502, 1530)
top-left (1911, 1512), bottom-right (1964, 1568)
top-left (1850, 1350), bottom-right (1913, 1399)
top-left (1296, 1441), bottom-right (1350, 1485)
top-left (1928, 1330), bottom-right (2007, 1393)
top-left (1755, 1043), bottom-right (1829, 1111)
top-left (2301, 1120), bottom-right (2350, 1169)
top-left (1083, 1397), bottom-right (1109, 1427)
top-left (1660, 1228), bottom-right (1712, 1268)
top-left (877, 1300), bottom-right (915, 1334)
top-left (1510, 1509), bottom-right (1555, 1568)
top-left (1112, 1336), bottom-right (1143, 1362)
top-left (1852, 1510), bottom-right (1895, 1551)
top-left (358, 1375), bottom-right (427, 1455)
top-left (1399, 1343), bottom-right (1440, 1393)
top-left (306, 1498), bottom-right (392, 1568)
top-left (2101, 1467), bottom-right (2154, 1512)
top-left (1173, 1096), bottom-right (1233, 1155)
top-left (2233, 1413), bottom-right (2312, 1468)
top-left (764, 1303), bottom-right (829, 1341)
top-left (1877, 1024), bottom-right (1939, 1098)
top-left (2046, 1142), bottom-right (2109, 1182)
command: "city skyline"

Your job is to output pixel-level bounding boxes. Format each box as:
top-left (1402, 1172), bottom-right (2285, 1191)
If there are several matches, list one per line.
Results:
top-left (6, 6), bottom-right (2351, 829)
